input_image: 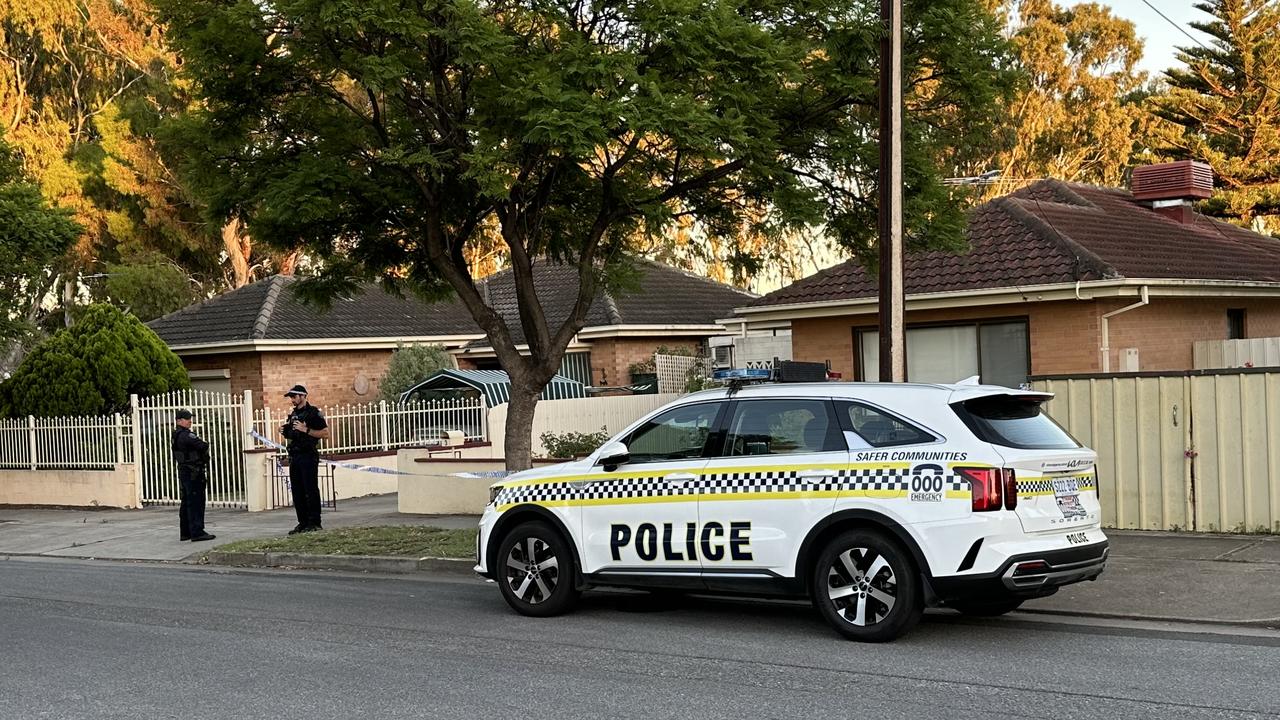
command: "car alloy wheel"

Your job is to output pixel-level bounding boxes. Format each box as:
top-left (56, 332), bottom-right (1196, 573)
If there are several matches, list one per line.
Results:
top-left (495, 521), bottom-right (580, 617)
top-left (812, 529), bottom-right (922, 642)
top-left (505, 536), bottom-right (560, 605)
top-left (826, 546), bottom-right (898, 627)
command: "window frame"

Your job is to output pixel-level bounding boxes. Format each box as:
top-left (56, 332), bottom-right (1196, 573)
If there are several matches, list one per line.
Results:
top-left (852, 317), bottom-right (1031, 386)
top-left (1227, 308), bottom-right (1247, 340)
top-left (622, 400), bottom-right (727, 464)
top-left (717, 397), bottom-right (847, 458)
top-left (834, 399), bottom-right (943, 449)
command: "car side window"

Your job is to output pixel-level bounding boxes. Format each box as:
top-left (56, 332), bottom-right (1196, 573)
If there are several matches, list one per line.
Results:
top-left (625, 402), bottom-right (722, 463)
top-left (837, 401), bottom-right (937, 448)
top-left (722, 399), bottom-right (844, 457)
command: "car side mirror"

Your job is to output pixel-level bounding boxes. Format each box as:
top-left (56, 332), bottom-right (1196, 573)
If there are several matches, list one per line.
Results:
top-left (596, 441), bottom-right (630, 471)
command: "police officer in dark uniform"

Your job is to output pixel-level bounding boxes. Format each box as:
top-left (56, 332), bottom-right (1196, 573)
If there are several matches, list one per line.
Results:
top-left (173, 409), bottom-right (215, 542)
top-left (281, 384), bottom-right (329, 534)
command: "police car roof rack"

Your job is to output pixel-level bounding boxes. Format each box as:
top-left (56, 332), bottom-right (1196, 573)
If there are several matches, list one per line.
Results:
top-left (713, 359), bottom-right (832, 395)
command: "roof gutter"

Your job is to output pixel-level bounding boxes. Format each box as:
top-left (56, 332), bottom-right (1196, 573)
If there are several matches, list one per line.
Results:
top-left (167, 335), bottom-right (485, 355)
top-left (729, 278), bottom-right (1280, 324)
top-left (1100, 285), bottom-right (1150, 373)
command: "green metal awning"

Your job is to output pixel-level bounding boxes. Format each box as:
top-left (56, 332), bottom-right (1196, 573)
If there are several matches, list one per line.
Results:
top-left (399, 369), bottom-right (587, 406)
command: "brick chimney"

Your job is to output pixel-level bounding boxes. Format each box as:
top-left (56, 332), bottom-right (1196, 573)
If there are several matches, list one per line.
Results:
top-left (1130, 160), bottom-right (1213, 224)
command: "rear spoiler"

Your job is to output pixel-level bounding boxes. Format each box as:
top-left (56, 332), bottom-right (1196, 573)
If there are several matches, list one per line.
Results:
top-left (946, 387), bottom-right (1054, 405)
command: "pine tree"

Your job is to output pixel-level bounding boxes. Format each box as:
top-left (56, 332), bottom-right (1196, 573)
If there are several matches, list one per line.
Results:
top-left (1152, 0), bottom-right (1280, 234)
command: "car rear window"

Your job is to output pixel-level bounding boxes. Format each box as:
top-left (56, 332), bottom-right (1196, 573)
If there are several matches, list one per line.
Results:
top-left (953, 396), bottom-right (1079, 450)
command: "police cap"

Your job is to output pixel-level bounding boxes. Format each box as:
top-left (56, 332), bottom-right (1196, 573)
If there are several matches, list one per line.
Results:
top-left (175, 409), bottom-right (193, 421)
top-left (284, 384), bottom-right (308, 397)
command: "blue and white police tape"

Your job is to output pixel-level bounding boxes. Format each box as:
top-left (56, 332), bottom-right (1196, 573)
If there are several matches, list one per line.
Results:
top-left (246, 430), bottom-right (513, 480)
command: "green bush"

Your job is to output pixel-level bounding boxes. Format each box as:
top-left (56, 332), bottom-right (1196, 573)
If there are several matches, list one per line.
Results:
top-left (379, 343), bottom-right (455, 403)
top-left (540, 426), bottom-right (611, 459)
top-left (0, 304), bottom-right (190, 417)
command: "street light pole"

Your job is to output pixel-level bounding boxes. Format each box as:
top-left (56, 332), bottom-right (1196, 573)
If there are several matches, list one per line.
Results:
top-left (877, 0), bottom-right (906, 382)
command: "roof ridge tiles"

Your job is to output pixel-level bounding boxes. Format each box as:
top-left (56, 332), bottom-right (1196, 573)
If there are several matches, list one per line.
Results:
top-left (602, 290), bottom-right (624, 325)
top-left (252, 275), bottom-right (288, 339)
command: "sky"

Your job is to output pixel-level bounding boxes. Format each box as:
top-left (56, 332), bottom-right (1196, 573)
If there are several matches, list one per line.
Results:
top-left (1064, 0), bottom-right (1217, 77)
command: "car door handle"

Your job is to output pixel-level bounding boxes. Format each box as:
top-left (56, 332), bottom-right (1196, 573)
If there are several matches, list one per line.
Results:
top-left (569, 479), bottom-right (599, 488)
top-left (797, 470), bottom-right (834, 482)
top-left (663, 472), bottom-right (697, 485)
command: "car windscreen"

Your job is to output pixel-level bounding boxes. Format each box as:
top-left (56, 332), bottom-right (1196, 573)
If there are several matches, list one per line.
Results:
top-left (952, 395), bottom-right (1079, 450)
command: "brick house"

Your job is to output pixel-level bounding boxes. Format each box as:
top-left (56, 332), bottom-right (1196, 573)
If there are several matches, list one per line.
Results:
top-left (148, 260), bottom-right (753, 410)
top-left (726, 169), bottom-right (1280, 386)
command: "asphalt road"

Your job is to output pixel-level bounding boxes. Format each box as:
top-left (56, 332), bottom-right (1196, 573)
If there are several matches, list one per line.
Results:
top-left (2, 557), bottom-right (1278, 720)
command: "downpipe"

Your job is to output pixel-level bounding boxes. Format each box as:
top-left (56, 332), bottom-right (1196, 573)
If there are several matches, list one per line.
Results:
top-left (1100, 286), bottom-right (1150, 373)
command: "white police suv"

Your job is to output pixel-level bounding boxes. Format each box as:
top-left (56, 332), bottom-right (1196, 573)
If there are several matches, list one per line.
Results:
top-left (475, 367), bottom-right (1107, 642)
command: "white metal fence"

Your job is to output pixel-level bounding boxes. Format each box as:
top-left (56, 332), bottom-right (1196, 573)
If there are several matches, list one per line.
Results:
top-left (0, 414), bottom-right (133, 470)
top-left (252, 397), bottom-right (488, 456)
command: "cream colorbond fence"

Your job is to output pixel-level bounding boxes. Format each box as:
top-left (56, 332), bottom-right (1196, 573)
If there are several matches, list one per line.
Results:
top-left (1032, 370), bottom-right (1280, 534)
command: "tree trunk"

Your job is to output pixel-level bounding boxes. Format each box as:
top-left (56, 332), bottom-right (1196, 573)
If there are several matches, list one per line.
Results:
top-left (503, 386), bottom-right (541, 472)
top-left (222, 218), bottom-right (252, 287)
top-left (62, 275), bottom-right (75, 328)
top-left (277, 249), bottom-right (300, 276)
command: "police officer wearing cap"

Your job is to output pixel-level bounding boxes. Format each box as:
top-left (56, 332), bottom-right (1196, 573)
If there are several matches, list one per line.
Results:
top-left (173, 409), bottom-right (215, 542)
top-left (281, 384), bottom-right (329, 534)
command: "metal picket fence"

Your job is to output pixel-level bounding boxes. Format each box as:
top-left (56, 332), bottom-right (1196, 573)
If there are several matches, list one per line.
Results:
top-left (252, 397), bottom-right (487, 456)
top-left (0, 414), bottom-right (133, 470)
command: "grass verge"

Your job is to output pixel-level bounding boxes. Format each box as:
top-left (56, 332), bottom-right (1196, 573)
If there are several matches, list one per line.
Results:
top-left (211, 526), bottom-right (477, 558)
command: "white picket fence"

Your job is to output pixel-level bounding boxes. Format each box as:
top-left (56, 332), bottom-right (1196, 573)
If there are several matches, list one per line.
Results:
top-left (0, 414), bottom-right (133, 470)
top-left (252, 397), bottom-right (487, 456)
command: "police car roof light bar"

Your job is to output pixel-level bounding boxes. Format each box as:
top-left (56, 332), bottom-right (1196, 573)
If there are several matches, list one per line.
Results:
top-left (712, 367), bottom-right (772, 395)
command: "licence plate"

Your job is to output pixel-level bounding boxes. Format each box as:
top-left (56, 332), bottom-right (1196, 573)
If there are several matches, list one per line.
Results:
top-left (1055, 492), bottom-right (1087, 520)
top-left (1052, 477), bottom-right (1081, 495)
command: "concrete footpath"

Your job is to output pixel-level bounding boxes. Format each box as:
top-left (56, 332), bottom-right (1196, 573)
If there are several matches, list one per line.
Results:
top-left (0, 496), bottom-right (1276, 627)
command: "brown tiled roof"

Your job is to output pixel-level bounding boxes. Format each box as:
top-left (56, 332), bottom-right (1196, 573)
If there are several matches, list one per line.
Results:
top-left (752, 179), bottom-right (1280, 308)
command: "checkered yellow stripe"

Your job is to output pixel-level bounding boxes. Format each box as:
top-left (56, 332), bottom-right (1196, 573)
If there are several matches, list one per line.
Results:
top-left (1017, 473), bottom-right (1097, 498)
top-left (493, 464), bottom-right (971, 510)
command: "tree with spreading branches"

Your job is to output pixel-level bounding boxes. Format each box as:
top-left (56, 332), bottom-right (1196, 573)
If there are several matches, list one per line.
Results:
top-left (155, 0), bottom-right (1015, 469)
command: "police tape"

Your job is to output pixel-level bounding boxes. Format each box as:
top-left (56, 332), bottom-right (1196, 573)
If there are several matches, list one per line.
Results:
top-left (246, 430), bottom-right (514, 480)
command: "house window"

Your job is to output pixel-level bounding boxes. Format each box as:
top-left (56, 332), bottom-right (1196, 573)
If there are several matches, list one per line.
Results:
top-left (1228, 309), bottom-right (1247, 340)
top-left (856, 319), bottom-right (1030, 388)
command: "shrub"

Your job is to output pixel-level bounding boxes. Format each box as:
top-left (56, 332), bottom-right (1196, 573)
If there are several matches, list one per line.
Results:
top-left (0, 304), bottom-right (189, 417)
top-left (540, 426), bottom-right (611, 459)
top-left (379, 343), bottom-right (455, 403)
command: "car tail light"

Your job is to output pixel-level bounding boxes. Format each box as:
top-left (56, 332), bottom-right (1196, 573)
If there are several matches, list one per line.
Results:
top-left (1003, 468), bottom-right (1018, 511)
top-left (958, 467), bottom-right (1003, 512)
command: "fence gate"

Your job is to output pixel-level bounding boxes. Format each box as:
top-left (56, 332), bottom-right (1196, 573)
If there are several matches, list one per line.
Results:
top-left (270, 456), bottom-right (337, 511)
top-left (135, 389), bottom-right (249, 508)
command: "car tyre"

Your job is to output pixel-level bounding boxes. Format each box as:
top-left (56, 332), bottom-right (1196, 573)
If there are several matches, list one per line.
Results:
top-left (496, 521), bottom-right (580, 617)
top-left (812, 529), bottom-right (923, 642)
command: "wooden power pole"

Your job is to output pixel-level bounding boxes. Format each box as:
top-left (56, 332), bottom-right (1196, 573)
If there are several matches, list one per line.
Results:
top-left (877, 0), bottom-right (906, 382)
